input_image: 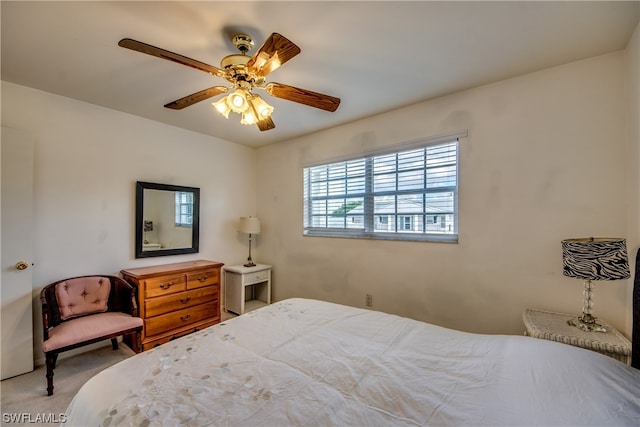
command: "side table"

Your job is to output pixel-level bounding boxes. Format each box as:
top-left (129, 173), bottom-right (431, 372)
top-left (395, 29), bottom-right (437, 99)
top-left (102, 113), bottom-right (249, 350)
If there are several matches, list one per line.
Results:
top-left (224, 264), bottom-right (271, 315)
top-left (522, 308), bottom-right (631, 364)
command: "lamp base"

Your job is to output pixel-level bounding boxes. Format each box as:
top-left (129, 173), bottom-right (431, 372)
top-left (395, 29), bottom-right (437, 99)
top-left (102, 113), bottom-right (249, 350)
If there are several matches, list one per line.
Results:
top-left (243, 262), bottom-right (256, 267)
top-left (567, 315), bottom-right (608, 333)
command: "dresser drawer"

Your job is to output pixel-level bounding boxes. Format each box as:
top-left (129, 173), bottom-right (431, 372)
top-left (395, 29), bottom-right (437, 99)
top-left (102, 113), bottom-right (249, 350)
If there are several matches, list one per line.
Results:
top-left (142, 318), bottom-right (220, 351)
top-left (144, 274), bottom-right (186, 298)
top-left (145, 286), bottom-right (219, 318)
top-left (144, 329), bottom-right (194, 350)
top-left (144, 301), bottom-right (218, 337)
top-left (243, 269), bottom-right (270, 284)
top-left (187, 268), bottom-right (219, 290)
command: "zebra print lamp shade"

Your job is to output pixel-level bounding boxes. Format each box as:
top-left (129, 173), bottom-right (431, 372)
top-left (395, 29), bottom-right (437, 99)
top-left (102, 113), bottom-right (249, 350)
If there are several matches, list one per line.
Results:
top-left (562, 237), bottom-right (630, 332)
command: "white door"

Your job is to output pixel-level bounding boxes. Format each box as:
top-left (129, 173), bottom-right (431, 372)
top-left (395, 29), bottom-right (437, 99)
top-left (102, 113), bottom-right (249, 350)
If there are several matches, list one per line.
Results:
top-left (1, 127), bottom-right (35, 379)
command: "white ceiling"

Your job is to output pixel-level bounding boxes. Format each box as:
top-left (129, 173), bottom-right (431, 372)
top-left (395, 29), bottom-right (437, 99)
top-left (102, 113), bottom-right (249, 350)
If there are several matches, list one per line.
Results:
top-left (2, 1), bottom-right (639, 148)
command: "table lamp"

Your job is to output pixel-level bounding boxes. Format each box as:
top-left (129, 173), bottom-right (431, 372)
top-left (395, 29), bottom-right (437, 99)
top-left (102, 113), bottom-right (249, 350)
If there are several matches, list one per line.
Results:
top-left (561, 237), bottom-right (630, 332)
top-left (239, 217), bottom-right (261, 267)
top-left (143, 220), bottom-right (153, 244)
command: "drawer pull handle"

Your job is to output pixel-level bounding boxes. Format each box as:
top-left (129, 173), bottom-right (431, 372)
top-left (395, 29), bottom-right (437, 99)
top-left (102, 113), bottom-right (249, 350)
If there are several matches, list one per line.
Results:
top-left (198, 275), bottom-right (208, 282)
top-left (180, 314), bottom-right (191, 321)
top-left (160, 282), bottom-right (173, 290)
top-left (180, 297), bottom-right (191, 304)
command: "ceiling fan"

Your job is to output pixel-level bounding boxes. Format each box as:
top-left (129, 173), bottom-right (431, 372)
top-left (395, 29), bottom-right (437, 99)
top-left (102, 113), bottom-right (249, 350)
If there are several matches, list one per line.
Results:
top-left (118, 33), bottom-right (341, 131)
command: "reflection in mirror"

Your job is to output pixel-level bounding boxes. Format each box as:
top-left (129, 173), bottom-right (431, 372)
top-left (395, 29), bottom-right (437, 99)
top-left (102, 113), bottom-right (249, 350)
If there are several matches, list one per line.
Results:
top-left (135, 181), bottom-right (200, 258)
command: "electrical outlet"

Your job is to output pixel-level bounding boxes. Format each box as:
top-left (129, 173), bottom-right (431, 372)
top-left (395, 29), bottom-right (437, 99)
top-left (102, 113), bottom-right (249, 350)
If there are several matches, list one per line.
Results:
top-left (366, 293), bottom-right (373, 307)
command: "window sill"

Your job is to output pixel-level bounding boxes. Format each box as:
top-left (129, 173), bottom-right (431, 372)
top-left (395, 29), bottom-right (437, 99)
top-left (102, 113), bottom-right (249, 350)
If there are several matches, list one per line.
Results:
top-left (303, 230), bottom-right (458, 243)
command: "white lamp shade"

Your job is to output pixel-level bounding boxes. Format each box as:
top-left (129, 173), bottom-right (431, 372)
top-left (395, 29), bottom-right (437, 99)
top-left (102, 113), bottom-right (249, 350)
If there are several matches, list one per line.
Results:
top-left (239, 217), bottom-right (261, 234)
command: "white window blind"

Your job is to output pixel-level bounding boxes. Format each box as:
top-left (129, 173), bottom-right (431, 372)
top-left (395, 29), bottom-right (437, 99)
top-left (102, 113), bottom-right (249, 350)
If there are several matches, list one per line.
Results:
top-left (175, 191), bottom-right (194, 227)
top-left (304, 138), bottom-right (458, 242)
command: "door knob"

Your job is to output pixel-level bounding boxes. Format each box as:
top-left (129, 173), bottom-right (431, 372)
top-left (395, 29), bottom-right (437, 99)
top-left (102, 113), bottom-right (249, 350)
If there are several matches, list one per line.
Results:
top-left (15, 261), bottom-right (29, 270)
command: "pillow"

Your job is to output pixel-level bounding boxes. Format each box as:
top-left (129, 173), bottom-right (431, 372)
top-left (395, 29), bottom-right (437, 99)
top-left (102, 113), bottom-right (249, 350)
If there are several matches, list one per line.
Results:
top-left (56, 276), bottom-right (111, 320)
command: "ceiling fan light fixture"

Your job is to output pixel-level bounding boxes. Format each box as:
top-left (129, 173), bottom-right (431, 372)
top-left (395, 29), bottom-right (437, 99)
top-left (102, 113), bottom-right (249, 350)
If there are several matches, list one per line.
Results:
top-left (249, 95), bottom-right (274, 119)
top-left (213, 90), bottom-right (273, 126)
top-left (240, 110), bottom-right (258, 126)
top-left (227, 88), bottom-right (249, 113)
top-left (212, 97), bottom-right (231, 118)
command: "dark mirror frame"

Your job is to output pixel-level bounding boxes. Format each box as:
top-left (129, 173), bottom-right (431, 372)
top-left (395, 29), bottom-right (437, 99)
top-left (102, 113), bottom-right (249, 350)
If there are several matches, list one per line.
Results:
top-left (135, 181), bottom-right (200, 258)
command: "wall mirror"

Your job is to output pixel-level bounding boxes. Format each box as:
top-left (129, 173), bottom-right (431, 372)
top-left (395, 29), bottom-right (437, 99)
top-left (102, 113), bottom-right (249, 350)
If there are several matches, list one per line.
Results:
top-left (135, 181), bottom-right (200, 258)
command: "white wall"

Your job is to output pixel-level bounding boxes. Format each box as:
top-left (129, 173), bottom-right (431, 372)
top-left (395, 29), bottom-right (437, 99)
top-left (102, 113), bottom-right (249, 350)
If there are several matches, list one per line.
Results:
top-left (256, 51), bottom-right (634, 336)
top-left (627, 22), bottom-right (640, 333)
top-left (1, 82), bottom-right (257, 364)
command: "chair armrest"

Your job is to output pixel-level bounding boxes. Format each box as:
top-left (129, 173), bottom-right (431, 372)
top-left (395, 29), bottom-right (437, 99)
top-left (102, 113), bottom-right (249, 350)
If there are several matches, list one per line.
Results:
top-left (40, 282), bottom-right (64, 339)
top-left (109, 276), bottom-right (139, 317)
top-left (40, 290), bottom-right (50, 341)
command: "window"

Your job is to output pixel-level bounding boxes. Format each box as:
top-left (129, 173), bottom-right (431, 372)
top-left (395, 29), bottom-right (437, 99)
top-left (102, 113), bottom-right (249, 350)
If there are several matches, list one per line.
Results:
top-left (175, 191), bottom-right (194, 227)
top-left (303, 137), bottom-right (459, 242)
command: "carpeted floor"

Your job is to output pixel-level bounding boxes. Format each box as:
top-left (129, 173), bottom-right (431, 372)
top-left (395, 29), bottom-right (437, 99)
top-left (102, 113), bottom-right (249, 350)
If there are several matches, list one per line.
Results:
top-left (1, 344), bottom-right (135, 426)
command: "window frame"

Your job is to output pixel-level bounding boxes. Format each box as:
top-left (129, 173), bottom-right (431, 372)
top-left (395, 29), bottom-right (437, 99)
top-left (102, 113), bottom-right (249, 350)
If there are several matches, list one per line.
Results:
top-left (175, 191), bottom-right (194, 228)
top-left (303, 132), bottom-right (463, 243)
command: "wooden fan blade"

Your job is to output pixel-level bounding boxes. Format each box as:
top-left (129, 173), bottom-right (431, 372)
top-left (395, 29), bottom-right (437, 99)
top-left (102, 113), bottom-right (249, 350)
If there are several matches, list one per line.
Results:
top-left (118, 38), bottom-right (224, 77)
top-left (164, 86), bottom-right (228, 110)
top-left (257, 116), bottom-right (275, 131)
top-left (247, 33), bottom-right (301, 78)
top-left (265, 82), bottom-right (340, 112)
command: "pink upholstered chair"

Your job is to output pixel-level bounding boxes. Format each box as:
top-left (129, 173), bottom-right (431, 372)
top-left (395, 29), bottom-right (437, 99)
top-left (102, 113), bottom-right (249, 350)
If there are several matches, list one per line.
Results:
top-left (40, 275), bottom-right (143, 396)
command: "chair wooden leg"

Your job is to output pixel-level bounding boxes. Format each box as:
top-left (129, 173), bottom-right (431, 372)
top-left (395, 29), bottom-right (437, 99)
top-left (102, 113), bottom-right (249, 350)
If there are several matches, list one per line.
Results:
top-left (45, 352), bottom-right (57, 396)
top-left (111, 338), bottom-right (118, 350)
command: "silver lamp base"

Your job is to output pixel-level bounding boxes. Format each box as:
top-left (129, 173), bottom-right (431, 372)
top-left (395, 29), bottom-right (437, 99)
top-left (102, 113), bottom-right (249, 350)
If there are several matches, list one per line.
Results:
top-left (244, 233), bottom-right (256, 267)
top-left (566, 279), bottom-right (608, 332)
top-left (567, 314), bottom-right (607, 333)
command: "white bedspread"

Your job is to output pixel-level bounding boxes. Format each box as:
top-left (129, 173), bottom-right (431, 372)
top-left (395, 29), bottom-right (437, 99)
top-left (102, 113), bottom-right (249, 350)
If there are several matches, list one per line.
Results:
top-left (65, 298), bottom-right (640, 426)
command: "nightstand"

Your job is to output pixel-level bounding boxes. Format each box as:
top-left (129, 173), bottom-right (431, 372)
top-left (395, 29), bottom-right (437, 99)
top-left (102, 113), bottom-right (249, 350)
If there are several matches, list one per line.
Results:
top-left (522, 308), bottom-right (631, 364)
top-left (224, 264), bottom-right (271, 315)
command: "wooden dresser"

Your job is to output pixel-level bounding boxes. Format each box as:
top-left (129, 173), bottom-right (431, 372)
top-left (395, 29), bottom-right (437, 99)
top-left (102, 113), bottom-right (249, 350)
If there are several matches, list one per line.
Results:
top-left (121, 260), bottom-right (223, 351)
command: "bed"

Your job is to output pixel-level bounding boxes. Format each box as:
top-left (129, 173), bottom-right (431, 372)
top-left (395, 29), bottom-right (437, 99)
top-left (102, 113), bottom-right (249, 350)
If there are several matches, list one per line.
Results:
top-left (65, 292), bottom-right (640, 426)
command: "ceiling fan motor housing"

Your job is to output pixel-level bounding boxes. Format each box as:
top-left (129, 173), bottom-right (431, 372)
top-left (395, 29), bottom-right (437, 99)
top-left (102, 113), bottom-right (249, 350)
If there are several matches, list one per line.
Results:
top-left (220, 54), bottom-right (264, 87)
top-left (220, 54), bottom-right (250, 69)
